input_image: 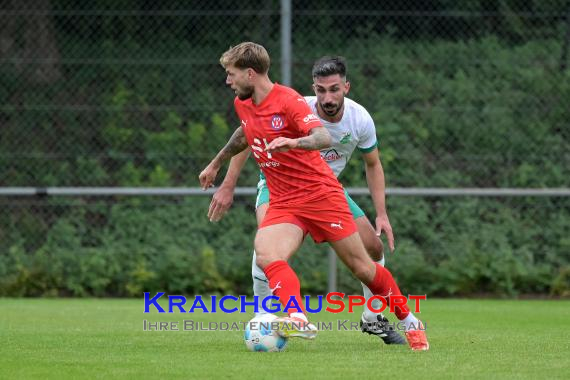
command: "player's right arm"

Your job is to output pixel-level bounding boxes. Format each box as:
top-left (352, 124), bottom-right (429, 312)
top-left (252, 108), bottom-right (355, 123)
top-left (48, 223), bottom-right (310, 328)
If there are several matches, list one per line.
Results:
top-left (207, 148), bottom-right (250, 222)
top-left (199, 126), bottom-right (248, 190)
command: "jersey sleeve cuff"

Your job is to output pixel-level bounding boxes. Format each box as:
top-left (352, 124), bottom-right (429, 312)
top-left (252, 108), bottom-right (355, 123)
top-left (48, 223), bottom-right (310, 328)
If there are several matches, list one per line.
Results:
top-left (357, 141), bottom-right (378, 153)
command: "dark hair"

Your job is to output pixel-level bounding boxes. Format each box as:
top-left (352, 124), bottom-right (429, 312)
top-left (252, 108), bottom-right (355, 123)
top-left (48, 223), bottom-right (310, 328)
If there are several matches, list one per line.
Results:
top-left (312, 56), bottom-right (347, 79)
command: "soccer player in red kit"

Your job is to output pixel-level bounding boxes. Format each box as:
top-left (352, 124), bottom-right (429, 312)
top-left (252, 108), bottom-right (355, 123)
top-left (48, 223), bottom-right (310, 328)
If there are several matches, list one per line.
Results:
top-left (199, 42), bottom-right (428, 350)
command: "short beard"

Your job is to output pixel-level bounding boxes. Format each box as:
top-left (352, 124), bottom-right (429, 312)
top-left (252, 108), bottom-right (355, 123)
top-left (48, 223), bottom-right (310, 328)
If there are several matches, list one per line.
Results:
top-left (237, 85), bottom-right (254, 100)
top-left (320, 100), bottom-right (343, 117)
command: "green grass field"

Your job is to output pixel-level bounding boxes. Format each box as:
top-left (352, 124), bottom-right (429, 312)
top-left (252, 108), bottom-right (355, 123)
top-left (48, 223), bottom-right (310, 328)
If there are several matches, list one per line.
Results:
top-left (1, 298), bottom-right (569, 379)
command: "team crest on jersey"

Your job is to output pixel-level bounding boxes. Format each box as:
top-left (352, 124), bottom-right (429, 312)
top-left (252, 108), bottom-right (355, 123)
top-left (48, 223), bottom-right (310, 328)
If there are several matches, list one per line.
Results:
top-left (340, 132), bottom-right (352, 144)
top-left (270, 115), bottom-right (285, 130)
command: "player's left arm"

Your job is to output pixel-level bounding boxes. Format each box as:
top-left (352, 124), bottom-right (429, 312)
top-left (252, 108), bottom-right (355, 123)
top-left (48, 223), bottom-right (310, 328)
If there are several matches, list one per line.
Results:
top-left (362, 148), bottom-right (395, 253)
top-left (266, 126), bottom-right (331, 152)
top-left (266, 95), bottom-right (331, 153)
top-left (297, 126), bottom-right (331, 149)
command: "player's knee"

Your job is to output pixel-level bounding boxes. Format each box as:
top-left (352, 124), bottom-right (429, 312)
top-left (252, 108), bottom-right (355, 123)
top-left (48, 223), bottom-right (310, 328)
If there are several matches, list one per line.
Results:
top-left (253, 246), bottom-right (271, 269)
top-left (251, 252), bottom-right (265, 276)
top-left (254, 255), bottom-right (266, 270)
top-left (365, 238), bottom-right (383, 262)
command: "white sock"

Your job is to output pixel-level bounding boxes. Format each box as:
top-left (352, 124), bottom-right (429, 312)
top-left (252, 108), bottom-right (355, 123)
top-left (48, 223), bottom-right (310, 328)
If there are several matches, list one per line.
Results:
top-left (402, 313), bottom-right (421, 331)
top-left (252, 250), bottom-right (272, 316)
top-left (361, 259), bottom-right (385, 322)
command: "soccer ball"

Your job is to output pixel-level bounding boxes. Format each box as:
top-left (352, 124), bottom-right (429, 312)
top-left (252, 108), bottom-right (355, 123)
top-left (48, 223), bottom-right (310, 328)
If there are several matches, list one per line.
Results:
top-left (244, 314), bottom-right (288, 352)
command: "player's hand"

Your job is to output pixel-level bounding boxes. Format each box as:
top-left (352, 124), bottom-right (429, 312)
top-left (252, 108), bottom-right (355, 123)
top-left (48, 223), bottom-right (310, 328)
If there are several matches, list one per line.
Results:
top-left (265, 137), bottom-right (299, 153)
top-left (208, 184), bottom-right (235, 222)
top-left (199, 164), bottom-right (219, 190)
top-left (375, 214), bottom-right (395, 253)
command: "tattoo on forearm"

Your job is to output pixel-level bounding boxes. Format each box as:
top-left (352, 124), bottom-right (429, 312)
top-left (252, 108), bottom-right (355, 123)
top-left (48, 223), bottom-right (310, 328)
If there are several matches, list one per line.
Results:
top-left (217, 127), bottom-right (248, 162)
top-left (297, 127), bottom-right (331, 150)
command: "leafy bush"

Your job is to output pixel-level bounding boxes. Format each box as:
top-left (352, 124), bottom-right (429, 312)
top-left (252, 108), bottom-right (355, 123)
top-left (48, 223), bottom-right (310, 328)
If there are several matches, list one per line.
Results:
top-left (1, 8), bottom-right (568, 297)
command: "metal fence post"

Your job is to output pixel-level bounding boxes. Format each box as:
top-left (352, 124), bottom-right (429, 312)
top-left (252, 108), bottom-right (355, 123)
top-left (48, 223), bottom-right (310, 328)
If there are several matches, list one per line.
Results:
top-left (280, 0), bottom-right (292, 86)
top-left (560, 1), bottom-right (570, 72)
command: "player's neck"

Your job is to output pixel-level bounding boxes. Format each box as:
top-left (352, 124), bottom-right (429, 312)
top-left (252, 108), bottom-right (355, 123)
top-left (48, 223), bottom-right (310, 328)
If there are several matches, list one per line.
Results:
top-left (317, 103), bottom-right (344, 123)
top-left (252, 78), bottom-right (274, 105)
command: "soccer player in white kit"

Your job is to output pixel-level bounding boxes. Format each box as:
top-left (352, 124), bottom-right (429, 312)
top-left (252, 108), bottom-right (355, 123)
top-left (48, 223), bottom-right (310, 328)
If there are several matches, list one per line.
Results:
top-left (209, 56), bottom-right (424, 347)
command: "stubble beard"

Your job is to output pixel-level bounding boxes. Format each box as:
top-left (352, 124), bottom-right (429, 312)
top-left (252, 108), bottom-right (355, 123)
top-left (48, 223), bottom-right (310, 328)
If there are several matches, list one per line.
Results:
top-left (237, 85), bottom-right (255, 100)
top-left (321, 99), bottom-right (344, 117)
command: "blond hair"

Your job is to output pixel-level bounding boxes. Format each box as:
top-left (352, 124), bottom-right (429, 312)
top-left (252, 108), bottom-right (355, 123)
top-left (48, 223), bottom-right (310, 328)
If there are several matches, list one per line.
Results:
top-left (219, 42), bottom-right (270, 74)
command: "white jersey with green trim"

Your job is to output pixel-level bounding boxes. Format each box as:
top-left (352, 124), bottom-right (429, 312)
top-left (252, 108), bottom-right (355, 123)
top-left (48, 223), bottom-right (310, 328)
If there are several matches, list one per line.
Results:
top-left (304, 96), bottom-right (378, 177)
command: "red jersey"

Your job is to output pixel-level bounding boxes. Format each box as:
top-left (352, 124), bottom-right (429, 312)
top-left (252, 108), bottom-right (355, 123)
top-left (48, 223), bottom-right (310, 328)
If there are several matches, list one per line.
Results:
top-left (234, 84), bottom-right (343, 206)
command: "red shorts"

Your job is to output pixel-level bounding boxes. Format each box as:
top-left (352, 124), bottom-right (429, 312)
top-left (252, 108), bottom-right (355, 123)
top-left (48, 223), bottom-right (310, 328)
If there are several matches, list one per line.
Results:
top-left (259, 190), bottom-right (357, 243)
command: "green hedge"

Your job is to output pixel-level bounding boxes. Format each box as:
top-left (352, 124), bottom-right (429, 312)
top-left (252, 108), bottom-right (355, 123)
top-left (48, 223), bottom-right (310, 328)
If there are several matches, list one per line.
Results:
top-left (1, 13), bottom-right (569, 297)
top-left (1, 196), bottom-right (569, 297)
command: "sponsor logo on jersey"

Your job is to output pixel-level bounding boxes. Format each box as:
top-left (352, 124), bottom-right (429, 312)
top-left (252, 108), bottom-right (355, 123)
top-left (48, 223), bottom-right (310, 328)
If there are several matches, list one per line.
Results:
top-left (303, 113), bottom-right (320, 124)
top-left (270, 115), bottom-right (284, 130)
top-left (340, 132), bottom-right (352, 144)
top-left (259, 161), bottom-right (280, 168)
top-left (321, 148), bottom-right (341, 162)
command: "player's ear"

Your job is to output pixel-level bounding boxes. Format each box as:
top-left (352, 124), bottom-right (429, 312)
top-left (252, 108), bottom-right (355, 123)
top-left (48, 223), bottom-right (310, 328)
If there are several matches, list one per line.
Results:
top-left (247, 68), bottom-right (255, 80)
top-left (344, 80), bottom-right (351, 95)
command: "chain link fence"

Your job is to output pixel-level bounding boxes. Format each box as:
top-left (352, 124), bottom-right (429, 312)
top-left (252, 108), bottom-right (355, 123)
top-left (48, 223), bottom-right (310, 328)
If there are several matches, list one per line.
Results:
top-left (1, 0), bottom-right (569, 297)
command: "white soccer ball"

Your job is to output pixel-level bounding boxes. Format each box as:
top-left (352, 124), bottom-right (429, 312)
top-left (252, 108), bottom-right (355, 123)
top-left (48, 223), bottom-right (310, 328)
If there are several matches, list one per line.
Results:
top-left (244, 314), bottom-right (288, 352)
